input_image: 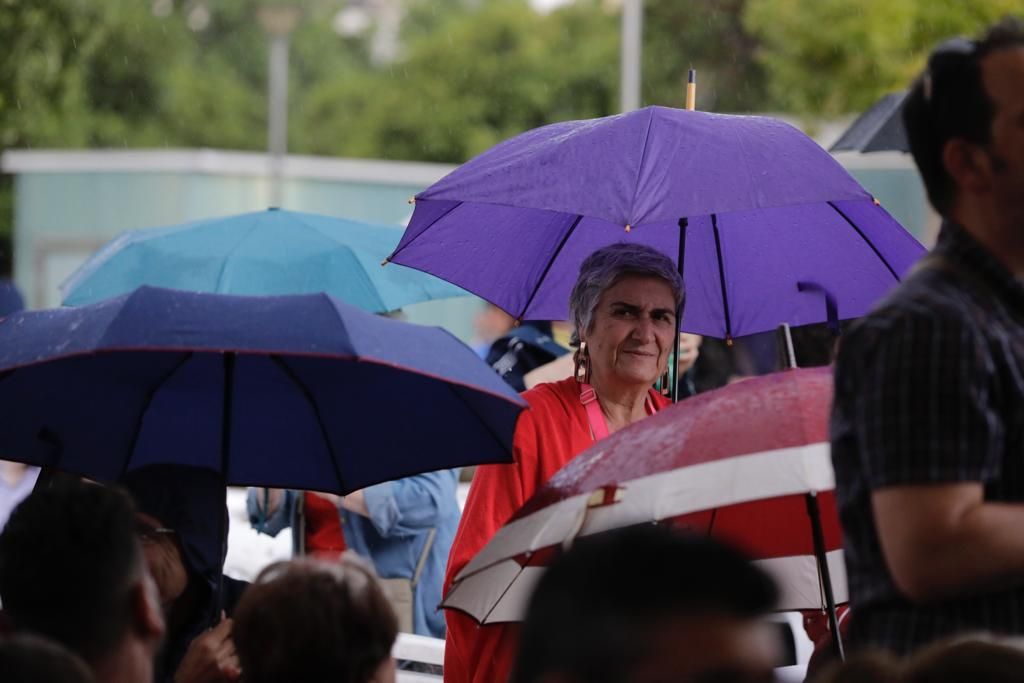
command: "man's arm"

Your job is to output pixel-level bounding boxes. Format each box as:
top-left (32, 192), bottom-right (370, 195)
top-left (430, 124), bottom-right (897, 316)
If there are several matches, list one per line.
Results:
top-left (332, 470), bottom-right (458, 537)
top-left (246, 488), bottom-right (294, 537)
top-left (873, 483), bottom-right (1024, 602)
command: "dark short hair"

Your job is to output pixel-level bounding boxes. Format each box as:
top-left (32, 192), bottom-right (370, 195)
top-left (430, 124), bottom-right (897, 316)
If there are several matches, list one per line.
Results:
top-left (0, 479), bottom-right (142, 662)
top-left (903, 16), bottom-right (1024, 215)
top-left (233, 556), bottom-right (398, 683)
top-left (0, 634), bottom-right (95, 683)
top-left (510, 525), bottom-right (778, 683)
top-left (904, 635), bottom-right (1024, 683)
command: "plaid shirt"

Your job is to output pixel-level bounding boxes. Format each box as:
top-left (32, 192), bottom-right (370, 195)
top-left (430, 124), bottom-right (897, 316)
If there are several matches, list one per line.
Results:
top-left (831, 221), bottom-right (1024, 655)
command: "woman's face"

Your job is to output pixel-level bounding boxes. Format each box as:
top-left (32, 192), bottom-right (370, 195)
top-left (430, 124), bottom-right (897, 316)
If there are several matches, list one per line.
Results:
top-left (582, 275), bottom-right (677, 390)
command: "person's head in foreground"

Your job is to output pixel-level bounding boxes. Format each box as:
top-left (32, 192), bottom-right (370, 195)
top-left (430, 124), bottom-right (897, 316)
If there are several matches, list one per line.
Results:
top-left (812, 650), bottom-right (901, 683)
top-left (232, 555), bottom-right (398, 683)
top-left (569, 243), bottom-right (684, 394)
top-left (0, 479), bottom-right (164, 683)
top-left (903, 16), bottom-right (1024, 229)
top-left (0, 634), bottom-right (96, 683)
top-left (902, 634), bottom-right (1024, 683)
top-left (120, 465), bottom-right (248, 682)
top-left (510, 525), bottom-right (780, 683)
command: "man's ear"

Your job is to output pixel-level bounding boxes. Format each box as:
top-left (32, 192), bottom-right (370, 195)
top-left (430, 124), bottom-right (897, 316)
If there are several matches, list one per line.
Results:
top-left (367, 656), bottom-right (397, 683)
top-left (132, 572), bottom-right (166, 642)
top-left (943, 138), bottom-right (993, 195)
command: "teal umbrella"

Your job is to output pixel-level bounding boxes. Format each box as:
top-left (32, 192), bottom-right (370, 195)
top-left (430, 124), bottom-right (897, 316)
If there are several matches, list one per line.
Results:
top-left (61, 208), bottom-right (468, 311)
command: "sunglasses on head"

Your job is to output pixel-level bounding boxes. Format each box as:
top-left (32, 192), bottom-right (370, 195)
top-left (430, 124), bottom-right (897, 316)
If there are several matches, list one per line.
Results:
top-left (136, 520), bottom-right (175, 543)
top-left (923, 37), bottom-right (978, 104)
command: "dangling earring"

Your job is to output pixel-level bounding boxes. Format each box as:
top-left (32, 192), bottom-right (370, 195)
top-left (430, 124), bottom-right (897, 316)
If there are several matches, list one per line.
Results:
top-left (660, 364), bottom-right (672, 397)
top-left (574, 342), bottom-right (592, 385)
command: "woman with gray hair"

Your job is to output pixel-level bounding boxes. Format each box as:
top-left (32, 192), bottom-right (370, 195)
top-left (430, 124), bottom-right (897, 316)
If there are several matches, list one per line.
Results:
top-left (444, 242), bottom-right (685, 683)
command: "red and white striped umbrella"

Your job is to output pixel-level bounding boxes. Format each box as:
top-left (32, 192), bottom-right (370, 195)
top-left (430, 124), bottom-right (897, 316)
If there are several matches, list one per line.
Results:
top-left (443, 366), bottom-right (845, 624)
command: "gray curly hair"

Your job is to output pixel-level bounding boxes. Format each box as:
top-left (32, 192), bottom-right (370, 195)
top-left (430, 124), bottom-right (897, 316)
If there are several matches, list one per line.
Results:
top-left (568, 243), bottom-right (685, 347)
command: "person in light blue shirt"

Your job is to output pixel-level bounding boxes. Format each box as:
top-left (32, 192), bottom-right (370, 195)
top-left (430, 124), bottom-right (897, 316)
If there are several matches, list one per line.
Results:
top-left (247, 469), bottom-right (460, 639)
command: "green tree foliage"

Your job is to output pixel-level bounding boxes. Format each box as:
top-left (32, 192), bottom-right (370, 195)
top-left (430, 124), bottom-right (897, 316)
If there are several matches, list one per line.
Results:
top-left (0, 0), bottom-right (191, 148)
top-left (643, 0), bottom-right (767, 112)
top-left (743, 0), bottom-right (1021, 116)
top-left (2, 0), bottom-right (1021, 168)
top-left (294, 0), bottom-right (619, 162)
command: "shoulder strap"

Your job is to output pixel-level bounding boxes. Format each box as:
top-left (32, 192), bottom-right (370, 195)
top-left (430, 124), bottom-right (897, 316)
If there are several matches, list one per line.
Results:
top-left (580, 383), bottom-right (661, 442)
top-left (579, 382), bottom-right (609, 441)
top-left (411, 527), bottom-right (437, 588)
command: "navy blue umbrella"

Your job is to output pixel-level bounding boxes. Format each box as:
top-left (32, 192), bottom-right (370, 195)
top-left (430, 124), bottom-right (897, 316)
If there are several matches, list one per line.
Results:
top-left (0, 286), bottom-right (526, 492)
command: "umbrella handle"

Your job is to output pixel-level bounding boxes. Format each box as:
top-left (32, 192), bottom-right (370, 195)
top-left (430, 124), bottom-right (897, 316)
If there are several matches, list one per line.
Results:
top-left (806, 492), bottom-right (845, 661)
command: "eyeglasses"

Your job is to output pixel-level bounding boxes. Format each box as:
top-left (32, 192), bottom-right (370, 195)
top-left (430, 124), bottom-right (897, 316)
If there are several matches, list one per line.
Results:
top-left (923, 37), bottom-right (978, 104)
top-left (136, 520), bottom-right (175, 544)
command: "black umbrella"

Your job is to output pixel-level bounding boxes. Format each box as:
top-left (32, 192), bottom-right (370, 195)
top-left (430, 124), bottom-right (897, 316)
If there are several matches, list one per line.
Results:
top-left (830, 92), bottom-right (909, 154)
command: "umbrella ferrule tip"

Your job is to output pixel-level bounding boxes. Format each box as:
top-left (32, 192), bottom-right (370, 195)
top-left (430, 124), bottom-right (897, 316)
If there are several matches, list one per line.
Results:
top-left (408, 197), bottom-right (416, 205)
top-left (380, 258), bottom-right (390, 267)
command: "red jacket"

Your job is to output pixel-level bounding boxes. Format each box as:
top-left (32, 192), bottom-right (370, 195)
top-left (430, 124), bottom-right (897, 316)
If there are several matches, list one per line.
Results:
top-left (444, 377), bottom-right (669, 683)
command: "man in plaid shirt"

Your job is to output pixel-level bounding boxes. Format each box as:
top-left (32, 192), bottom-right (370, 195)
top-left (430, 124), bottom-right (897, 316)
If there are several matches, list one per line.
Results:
top-left (831, 17), bottom-right (1024, 655)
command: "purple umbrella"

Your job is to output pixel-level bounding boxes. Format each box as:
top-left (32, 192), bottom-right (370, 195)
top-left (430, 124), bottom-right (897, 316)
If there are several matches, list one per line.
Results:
top-left (388, 106), bottom-right (925, 341)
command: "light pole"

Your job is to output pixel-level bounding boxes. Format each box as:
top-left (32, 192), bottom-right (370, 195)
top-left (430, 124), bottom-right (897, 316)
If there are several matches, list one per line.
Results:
top-left (620, 0), bottom-right (642, 112)
top-left (257, 4), bottom-right (301, 207)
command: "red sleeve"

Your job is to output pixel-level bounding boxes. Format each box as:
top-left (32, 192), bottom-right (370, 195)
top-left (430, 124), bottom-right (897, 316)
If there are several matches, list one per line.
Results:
top-left (443, 408), bottom-right (540, 683)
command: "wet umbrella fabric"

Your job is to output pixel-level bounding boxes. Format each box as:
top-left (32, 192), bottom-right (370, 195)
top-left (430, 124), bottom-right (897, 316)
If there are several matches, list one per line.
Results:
top-left (829, 92), bottom-right (909, 154)
top-left (0, 286), bottom-right (525, 491)
top-left (443, 366), bottom-right (844, 624)
top-left (61, 208), bottom-right (467, 312)
top-left (389, 106), bottom-right (925, 339)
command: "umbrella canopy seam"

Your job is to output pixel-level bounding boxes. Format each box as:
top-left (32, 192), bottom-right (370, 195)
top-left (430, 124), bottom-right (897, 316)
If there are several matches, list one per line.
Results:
top-left (117, 351), bottom-right (194, 478)
top-left (628, 108), bottom-right (658, 224)
top-left (518, 214), bottom-right (584, 321)
top-left (827, 201), bottom-right (900, 281)
top-left (389, 200), bottom-right (463, 262)
top-left (269, 354), bottom-right (347, 492)
top-left (288, 213), bottom-right (392, 312)
top-left (211, 219), bottom-right (263, 294)
top-left (710, 214), bottom-right (733, 341)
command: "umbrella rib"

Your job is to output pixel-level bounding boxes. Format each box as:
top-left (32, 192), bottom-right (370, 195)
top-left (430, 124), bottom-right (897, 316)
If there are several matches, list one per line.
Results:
top-left (117, 351), bottom-right (194, 479)
top-left (711, 214), bottom-right (734, 342)
top-left (478, 562), bottom-right (529, 625)
top-left (289, 215), bottom-right (391, 311)
top-left (212, 219), bottom-right (263, 293)
top-left (827, 201), bottom-right (899, 281)
top-left (270, 355), bottom-right (347, 493)
top-left (387, 200), bottom-right (464, 262)
top-left (444, 381), bottom-right (515, 461)
top-left (518, 214), bottom-right (583, 320)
